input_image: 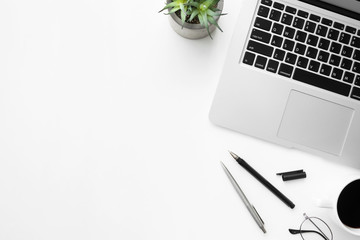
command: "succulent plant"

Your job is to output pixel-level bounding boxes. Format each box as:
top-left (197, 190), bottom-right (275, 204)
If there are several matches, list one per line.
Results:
top-left (159, 0), bottom-right (190, 27)
top-left (160, 0), bottom-right (226, 39)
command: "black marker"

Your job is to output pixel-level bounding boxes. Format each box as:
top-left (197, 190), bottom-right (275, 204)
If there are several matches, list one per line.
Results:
top-left (229, 151), bottom-right (295, 209)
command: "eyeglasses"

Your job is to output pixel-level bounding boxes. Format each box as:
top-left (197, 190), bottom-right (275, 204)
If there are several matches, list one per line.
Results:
top-left (289, 213), bottom-right (333, 240)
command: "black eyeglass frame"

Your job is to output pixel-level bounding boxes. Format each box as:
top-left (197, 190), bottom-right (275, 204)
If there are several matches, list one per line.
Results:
top-left (289, 213), bottom-right (333, 240)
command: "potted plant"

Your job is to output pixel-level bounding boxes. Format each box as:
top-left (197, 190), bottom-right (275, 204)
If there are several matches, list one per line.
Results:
top-left (159, 0), bottom-right (225, 39)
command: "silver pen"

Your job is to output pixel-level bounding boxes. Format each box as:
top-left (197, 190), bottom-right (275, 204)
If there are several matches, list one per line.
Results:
top-left (220, 161), bottom-right (266, 233)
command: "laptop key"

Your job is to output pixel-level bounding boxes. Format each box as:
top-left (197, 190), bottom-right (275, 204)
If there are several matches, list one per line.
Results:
top-left (271, 35), bottom-right (283, 47)
top-left (339, 32), bottom-right (351, 44)
top-left (251, 28), bottom-right (272, 44)
top-left (308, 60), bottom-right (320, 72)
top-left (297, 10), bottom-right (308, 19)
top-left (350, 36), bottom-right (360, 48)
top-left (345, 26), bottom-right (356, 34)
top-left (261, 0), bottom-right (272, 6)
top-left (309, 14), bottom-right (321, 22)
top-left (327, 29), bottom-right (339, 41)
top-left (294, 43), bottom-right (306, 55)
top-left (254, 17), bottom-right (272, 31)
top-left (293, 17), bottom-right (305, 29)
top-left (270, 9), bottom-right (282, 22)
top-left (330, 42), bottom-right (341, 54)
top-left (281, 13), bottom-right (293, 25)
top-left (274, 49), bottom-right (286, 61)
top-left (307, 34), bottom-right (319, 46)
top-left (272, 22), bottom-right (284, 35)
top-left (318, 38), bottom-right (330, 50)
top-left (297, 56), bottom-right (309, 68)
top-left (255, 55), bottom-right (268, 69)
top-left (247, 40), bottom-right (274, 57)
top-left (353, 62), bottom-right (360, 74)
top-left (273, 2), bottom-right (284, 10)
top-left (320, 64), bottom-right (332, 76)
top-left (266, 59), bottom-right (279, 73)
top-left (285, 52), bottom-right (297, 65)
top-left (341, 46), bottom-right (353, 58)
top-left (321, 18), bottom-right (332, 26)
top-left (356, 75), bottom-right (360, 86)
top-left (293, 68), bottom-right (351, 96)
top-left (316, 25), bottom-right (328, 37)
top-left (283, 39), bottom-right (295, 51)
top-left (243, 51), bottom-right (256, 65)
top-left (354, 50), bottom-right (360, 61)
top-left (334, 22), bottom-right (344, 30)
top-left (285, 6), bottom-right (297, 14)
top-left (332, 68), bottom-right (343, 80)
top-left (341, 58), bottom-right (353, 70)
top-left (350, 87), bottom-right (360, 101)
top-left (278, 63), bottom-right (294, 78)
top-left (329, 54), bottom-right (341, 66)
top-left (284, 26), bottom-right (296, 39)
top-left (343, 72), bottom-right (355, 84)
top-left (318, 51), bottom-right (329, 63)
top-left (306, 46), bottom-right (318, 59)
top-left (295, 30), bottom-right (307, 42)
top-left (304, 21), bottom-right (316, 33)
top-left (258, 5), bottom-right (270, 18)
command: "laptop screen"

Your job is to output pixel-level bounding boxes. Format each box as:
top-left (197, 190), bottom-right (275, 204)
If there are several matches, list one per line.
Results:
top-left (300, 0), bottom-right (360, 20)
top-left (321, 0), bottom-right (360, 13)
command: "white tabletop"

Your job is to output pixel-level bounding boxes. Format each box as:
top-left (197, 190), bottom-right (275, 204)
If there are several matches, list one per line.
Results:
top-left (1, 0), bottom-right (360, 239)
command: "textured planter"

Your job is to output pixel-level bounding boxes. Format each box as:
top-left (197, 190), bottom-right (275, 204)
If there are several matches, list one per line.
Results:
top-left (167, 0), bottom-right (224, 39)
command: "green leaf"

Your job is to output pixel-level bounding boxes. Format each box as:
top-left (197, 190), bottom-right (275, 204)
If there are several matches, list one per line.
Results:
top-left (180, 3), bottom-right (186, 14)
top-left (206, 9), bottom-right (216, 16)
top-left (167, 2), bottom-right (179, 8)
top-left (211, 7), bottom-right (221, 12)
top-left (188, 2), bottom-right (200, 8)
top-left (208, 16), bottom-right (223, 32)
top-left (159, 1), bottom-right (178, 13)
top-left (181, 8), bottom-right (186, 27)
top-left (202, 12), bottom-right (208, 28)
top-left (212, 0), bottom-right (220, 5)
top-left (199, 0), bottom-right (216, 11)
top-left (198, 13), bottom-right (204, 26)
top-left (189, 9), bottom-right (199, 22)
top-left (168, 6), bottom-right (181, 14)
top-left (200, 12), bottom-right (212, 39)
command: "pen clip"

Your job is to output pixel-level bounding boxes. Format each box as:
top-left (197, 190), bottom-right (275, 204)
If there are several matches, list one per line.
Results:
top-left (252, 205), bottom-right (265, 225)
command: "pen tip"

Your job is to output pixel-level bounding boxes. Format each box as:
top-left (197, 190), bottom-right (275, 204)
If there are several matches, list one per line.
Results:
top-left (228, 150), bottom-right (239, 160)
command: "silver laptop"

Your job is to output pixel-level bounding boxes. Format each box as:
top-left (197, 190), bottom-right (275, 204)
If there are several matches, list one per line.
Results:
top-left (210, 0), bottom-right (360, 166)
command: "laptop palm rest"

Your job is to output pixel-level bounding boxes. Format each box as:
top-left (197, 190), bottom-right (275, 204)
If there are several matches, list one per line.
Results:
top-left (277, 90), bottom-right (354, 156)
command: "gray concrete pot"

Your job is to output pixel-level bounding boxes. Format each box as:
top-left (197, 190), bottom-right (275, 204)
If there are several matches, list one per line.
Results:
top-left (167, 0), bottom-right (224, 39)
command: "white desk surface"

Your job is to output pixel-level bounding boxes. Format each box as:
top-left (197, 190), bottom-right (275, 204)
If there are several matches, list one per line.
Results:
top-left (1, 0), bottom-right (360, 239)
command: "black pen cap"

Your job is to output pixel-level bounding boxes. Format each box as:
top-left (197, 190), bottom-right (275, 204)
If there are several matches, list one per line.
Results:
top-left (282, 171), bottom-right (306, 181)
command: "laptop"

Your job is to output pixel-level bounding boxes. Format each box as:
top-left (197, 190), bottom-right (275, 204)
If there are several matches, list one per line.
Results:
top-left (209, 0), bottom-right (360, 166)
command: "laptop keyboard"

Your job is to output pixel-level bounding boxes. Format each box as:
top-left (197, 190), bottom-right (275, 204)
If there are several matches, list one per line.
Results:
top-left (242, 0), bottom-right (360, 101)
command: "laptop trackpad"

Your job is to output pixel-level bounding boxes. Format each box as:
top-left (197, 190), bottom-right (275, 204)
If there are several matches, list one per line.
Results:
top-left (278, 90), bottom-right (354, 156)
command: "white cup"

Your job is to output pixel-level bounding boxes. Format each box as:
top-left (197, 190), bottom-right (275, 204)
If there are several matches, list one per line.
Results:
top-left (317, 176), bottom-right (360, 236)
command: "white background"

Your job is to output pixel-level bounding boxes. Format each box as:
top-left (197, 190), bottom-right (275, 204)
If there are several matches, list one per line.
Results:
top-left (1, 0), bottom-right (360, 239)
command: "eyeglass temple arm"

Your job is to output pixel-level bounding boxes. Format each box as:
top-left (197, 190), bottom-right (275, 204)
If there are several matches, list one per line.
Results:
top-left (289, 229), bottom-right (328, 240)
